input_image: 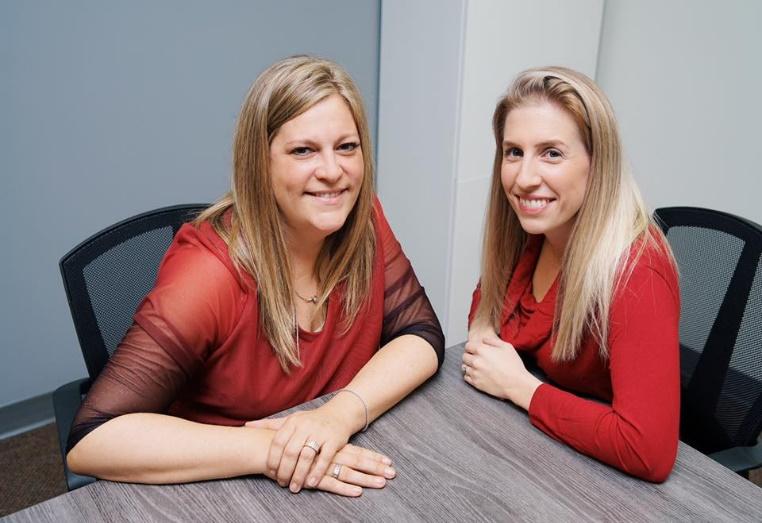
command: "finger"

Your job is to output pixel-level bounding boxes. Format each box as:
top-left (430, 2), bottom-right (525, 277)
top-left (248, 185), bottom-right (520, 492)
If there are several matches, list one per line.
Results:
top-left (482, 335), bottom-right (506, 348)
top-left (335, 463), bottom-right (387, 489)
top-left (288, 444), bottom-right (320, 493)
top-left (342, 443), bottom-right (393, 466)
top-left (339, 447), bottom-right (396, 479)
top-left (306, 440), bottom-right (340, 488)
top-left (316, 475), bottom-right (363, 497)
top-left (266, 423), bottom-right (296, 481)
top-left (276, 432), bottom-right (311, 486)
top-left (462, 353), bottom-right (475, 366)
top-left (245, 417), bottom-right (287, 430)
top-left (464, 340), bottom-right (479, 354)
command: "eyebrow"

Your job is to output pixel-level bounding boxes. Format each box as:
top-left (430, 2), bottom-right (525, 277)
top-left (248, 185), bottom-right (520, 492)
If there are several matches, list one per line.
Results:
top-left (283, 134), bottom-right (360, 148)
top-left (501, 139), bottom-right (568, 149)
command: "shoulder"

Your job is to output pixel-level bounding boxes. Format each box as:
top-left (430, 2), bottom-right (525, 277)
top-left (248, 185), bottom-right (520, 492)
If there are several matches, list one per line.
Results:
top-left (617, 228), bottom-right (679, 307)
top-left (163, 220), bottom-right (249, 292)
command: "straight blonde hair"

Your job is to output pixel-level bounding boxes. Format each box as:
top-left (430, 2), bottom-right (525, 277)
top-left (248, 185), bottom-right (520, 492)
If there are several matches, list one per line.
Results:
top-left (474, 66), bottom-right (673, 361)
top-left (197, 56), bottom-right (376, 371)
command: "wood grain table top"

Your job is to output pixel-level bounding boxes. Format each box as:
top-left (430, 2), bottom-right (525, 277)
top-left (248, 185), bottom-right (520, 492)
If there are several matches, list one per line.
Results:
top-left (7, 344), bottom-right (762, 522)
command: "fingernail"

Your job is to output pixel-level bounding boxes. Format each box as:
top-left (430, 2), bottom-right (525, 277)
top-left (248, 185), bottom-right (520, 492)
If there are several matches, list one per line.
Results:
top-left (375, 477), bottom-right (386, 487)
top-left (384, 467), bottom-right (396, 478)
top-left (382, 456), bottom-right (392, 465)
top-left (307, 476), bottom-right (317, 487)
top-left (352, 486), bottom-right (362, 496)
top-left (290, 482), bottom-right (299, 493)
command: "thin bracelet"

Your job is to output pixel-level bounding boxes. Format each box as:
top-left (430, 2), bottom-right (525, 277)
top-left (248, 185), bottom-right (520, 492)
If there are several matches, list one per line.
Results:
top-left (335, 388), bottom-right (369, 432)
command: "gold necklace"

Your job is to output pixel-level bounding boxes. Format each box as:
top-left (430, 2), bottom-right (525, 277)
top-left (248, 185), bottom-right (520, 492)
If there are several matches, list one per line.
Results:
top-left (295, 291), bottom-right (318, 304)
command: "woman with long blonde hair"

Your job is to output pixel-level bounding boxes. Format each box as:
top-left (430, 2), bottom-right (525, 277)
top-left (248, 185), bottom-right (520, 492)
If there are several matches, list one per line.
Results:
top-left (463, 67), bottom-right (680, 482)
top-left (66, 56), bottom-right (443, 496)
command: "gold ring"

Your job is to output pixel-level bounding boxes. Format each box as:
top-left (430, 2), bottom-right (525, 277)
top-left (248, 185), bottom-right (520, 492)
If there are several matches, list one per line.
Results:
top-left (303, 440), bottom-right (321, 453)
top-left (330, 463), bottom-right (342, 479)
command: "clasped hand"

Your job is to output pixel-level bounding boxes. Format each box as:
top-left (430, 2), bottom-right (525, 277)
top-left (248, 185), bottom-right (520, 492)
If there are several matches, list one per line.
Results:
top-left (461, 334), bottom-right (542, 410)
top-left (246, 405), bottom-right (395, 497)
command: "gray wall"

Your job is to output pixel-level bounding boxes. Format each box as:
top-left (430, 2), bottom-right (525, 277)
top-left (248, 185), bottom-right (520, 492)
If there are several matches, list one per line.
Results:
top-left (597, 0), bottom-right (762, 224)
top-left (1, 0), bottom-right (380, 407)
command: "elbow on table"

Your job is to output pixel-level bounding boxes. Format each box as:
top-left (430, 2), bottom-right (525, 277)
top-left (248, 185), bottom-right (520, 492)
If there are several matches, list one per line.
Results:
top-left (629, 456), bottom-right (675, 483)
top-left (619, 435), bottom-right (678, 483)
top-left (66, 444), bottom-right (89, 476)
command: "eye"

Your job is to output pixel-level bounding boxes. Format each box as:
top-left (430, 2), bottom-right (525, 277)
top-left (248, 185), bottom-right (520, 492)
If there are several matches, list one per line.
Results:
top-left (503, 147), bottom-right (523, 159)
top-left (337, 141), bottom-right (360, 153)
top-left (290, 146), bottom-right (313, 156)
top-left (543, 148), bottom-right (563, 160)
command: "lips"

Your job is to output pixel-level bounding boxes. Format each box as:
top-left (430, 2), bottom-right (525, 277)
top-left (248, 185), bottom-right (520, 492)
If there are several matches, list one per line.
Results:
top-left (305, 188), bottom-right (348, 203)
top-left (515, 195), bottom-right (556, 212)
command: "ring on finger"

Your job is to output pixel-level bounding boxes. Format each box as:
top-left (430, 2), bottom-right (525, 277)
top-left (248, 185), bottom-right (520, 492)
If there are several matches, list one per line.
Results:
top-left (303, 440), bottom-right (321, 453)
top-left (330, 463), bottom-right (342, 479)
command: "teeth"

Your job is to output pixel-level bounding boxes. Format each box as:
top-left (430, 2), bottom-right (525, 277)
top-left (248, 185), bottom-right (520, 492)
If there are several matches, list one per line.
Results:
top-left (312, 191), bottom-right (342, 199)
top-left (519, 198), bottom-right (550, 209)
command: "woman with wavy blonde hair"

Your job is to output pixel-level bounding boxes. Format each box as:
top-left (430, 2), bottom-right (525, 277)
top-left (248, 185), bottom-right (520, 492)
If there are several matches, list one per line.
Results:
top-left (463, 66), bottom-right (680, 482)
top-left (66, 56), bottom-right (443, 497)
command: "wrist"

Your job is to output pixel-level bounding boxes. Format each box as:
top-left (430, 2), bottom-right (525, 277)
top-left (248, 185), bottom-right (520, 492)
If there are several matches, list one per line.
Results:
top-left (322, 390), bottom-right (367, 436)
top-left (504, 372), bottom-right (542, 410)
top-left (241, 426), bottom-right (275, 475)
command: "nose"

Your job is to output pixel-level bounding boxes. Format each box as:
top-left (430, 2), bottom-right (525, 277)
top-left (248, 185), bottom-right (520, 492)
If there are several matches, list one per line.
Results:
top-left (315, 151), bottom-right (343, 183)
top-left (514, 157), bottom-right (541, 190)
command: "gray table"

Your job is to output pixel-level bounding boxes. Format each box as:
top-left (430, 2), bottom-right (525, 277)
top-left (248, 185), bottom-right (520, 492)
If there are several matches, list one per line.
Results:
top-left (7, 345), bottom-right (762, 522)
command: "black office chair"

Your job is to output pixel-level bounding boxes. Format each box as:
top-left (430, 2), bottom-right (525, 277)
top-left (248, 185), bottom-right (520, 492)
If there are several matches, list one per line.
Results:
top-left (654, 206), bottom-right (762, 475)
top-left (53, 203), bottom-right (208, 491)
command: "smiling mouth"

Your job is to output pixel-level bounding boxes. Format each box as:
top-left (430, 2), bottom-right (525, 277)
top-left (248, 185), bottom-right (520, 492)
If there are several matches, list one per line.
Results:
top-left (305, 189), bottom-right (348, 201)
top-left (517, 196), bottom-right (555, 210)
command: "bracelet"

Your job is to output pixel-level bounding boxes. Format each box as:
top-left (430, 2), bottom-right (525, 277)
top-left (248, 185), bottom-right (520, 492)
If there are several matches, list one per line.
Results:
top-left (335, 388), bottom-right (369, 432)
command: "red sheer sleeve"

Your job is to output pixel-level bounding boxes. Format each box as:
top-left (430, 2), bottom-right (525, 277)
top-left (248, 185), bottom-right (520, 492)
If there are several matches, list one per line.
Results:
top-left (67, 224), bottom-right (244, 452)
top-left (374, 199), bottom-right (445, 367)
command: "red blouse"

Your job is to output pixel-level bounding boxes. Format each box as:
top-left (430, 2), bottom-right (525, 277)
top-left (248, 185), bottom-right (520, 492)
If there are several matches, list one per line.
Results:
top-left (68, 198), bottom-right (443, 451)
top-left (469, 235), bottom-right (680, 482)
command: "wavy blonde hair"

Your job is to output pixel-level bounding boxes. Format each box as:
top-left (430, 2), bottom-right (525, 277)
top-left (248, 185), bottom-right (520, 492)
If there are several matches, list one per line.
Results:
top-left (474, 66), bottom-right (673, 361)
top-left (197, 56), bottom-right (376, 371)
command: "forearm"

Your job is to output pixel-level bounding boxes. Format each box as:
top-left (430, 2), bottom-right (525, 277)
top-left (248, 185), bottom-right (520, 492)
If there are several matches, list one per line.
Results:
top-left (67, 413), bottom-right (274, 484)
top-left (324, 334), bottom-right (438, 434)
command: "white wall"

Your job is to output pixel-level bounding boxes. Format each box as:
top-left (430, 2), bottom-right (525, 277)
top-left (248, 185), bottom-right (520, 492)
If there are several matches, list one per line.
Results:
top-left (446, 0), bottom-right (604, 343)
top-left (597, 0), bottom-right (762, 224)
top-left (379, 0), bottom-right (604, 345)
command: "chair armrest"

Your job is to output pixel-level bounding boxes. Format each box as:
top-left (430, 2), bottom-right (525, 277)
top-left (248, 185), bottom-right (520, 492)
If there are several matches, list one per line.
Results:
top-left (708, 440), bottom-right (762, 473)
top-left (52, 378), bottom-right (96, 491)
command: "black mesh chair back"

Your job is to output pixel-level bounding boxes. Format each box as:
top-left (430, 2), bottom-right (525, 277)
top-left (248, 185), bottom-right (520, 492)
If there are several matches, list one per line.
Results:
top-left (55, 204), bottom-right (207, 490)
top-left (61, 204), bottom-right (208, 380)
top-left (654, 206), bottom-right (762, 469)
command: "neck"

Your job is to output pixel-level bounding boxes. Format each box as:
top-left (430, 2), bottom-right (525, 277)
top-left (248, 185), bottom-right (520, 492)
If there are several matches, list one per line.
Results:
top-left (284, 229), bottom-right (324, 290)
top-left (542, 231), bottom-right (568, 263)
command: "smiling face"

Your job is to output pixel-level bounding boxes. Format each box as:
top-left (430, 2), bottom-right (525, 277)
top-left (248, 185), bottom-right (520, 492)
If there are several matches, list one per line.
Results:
top-left (501, 101), bottom-right (591, 249)
top-left (269, 94), bottom-right (364, 246)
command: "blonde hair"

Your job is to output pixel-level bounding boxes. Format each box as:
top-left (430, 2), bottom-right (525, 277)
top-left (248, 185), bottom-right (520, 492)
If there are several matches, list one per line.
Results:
top-left (475, 66), bottom-right (673, 361)
top-left (197, 56), bottom-right (375, 371)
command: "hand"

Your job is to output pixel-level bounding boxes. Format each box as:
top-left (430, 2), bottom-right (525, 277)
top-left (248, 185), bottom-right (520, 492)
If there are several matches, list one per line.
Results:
top-left (467, 322), bottom-right (497, 344)
top-left (261, 443), bottom-right (396, 497)
top-left (461, 336), bottom-right (542, 410)
top-left (245, 404), bottom-right (355, 493)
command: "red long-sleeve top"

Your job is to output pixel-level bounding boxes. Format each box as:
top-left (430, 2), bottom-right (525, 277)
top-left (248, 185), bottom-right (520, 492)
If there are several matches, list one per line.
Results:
top-left (469, 235), bottom-right (680, 482)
